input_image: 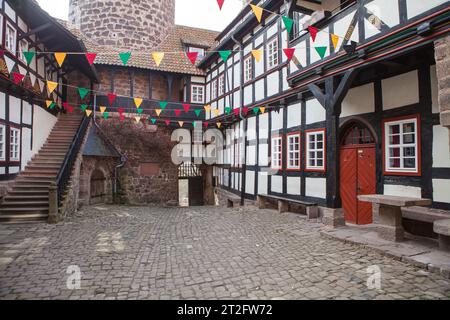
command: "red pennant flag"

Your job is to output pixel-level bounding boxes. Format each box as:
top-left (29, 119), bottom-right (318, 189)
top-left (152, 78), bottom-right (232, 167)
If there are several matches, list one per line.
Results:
top-left (119, 114), bottom-right (125, 121)
top-left (243, 107), bottom-right (249, 115)
top-left (165, 120), bottom-right (171, 126)
top-left (182, 104), bottom-right (191, 113)
top-left (108, 93), bottom-right (117, 105)
top-left (12, 72), bottom-right (25, 85)
top-left (85, 53), bottom-right (97, 65)
top-left (186, 52), bottom-right (198, 65)
top-left (283, 48), bottom-right (296, 61)
top-left (174, 109), bottom-right (182, 117)
top-left (118, 107), bottom-right (125, 114)
top-left (217, 0), bottom-right (224, 10)
top-left (203, 122), bottom-right (209, 128)
top-left (233, 108), bottom-right (240, 116)
top-left (67, 105), bottom-right (74, 113)
top-left (62, 102), bottom-right (72, 110)
top-left (308, 26), bottom-right (318, 42)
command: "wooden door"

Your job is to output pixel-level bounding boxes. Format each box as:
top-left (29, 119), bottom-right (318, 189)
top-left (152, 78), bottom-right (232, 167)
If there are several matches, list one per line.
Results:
top-left (356, 147), bottom-right (376, 224)
top-left (188, 177), bottom-right (204, 206)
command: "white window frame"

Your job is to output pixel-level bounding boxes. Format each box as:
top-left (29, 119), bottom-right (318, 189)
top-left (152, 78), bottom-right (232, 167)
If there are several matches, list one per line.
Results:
top-left (384, 117), bottom-right (419, 174)
top-left (18, 39), bottom-right (29, 63)
top-left (267, 37), bottom-right (279, 70)
top-left (0, 125), bottom-right (5, 161)
top-left (271, 136), bottom-right (282, 169)
top-left (287, 133), bottom-right (301, 170)
top-left (243, 56), bottom-right (252, 83)
top-left (188, 46), bottom-right (205, 59)
top-left (211, 79), bottom-right (218, 100)
top-left (5, 22), bottom-right (17, 54)
top-left (306, 130), bottom-right (325, 171)
top-left (10, 128), bottom-right (20, 161)
top-left (191, 84), bottom-right (205, 104)
top-left (218, 74), bottom-right (225, 96)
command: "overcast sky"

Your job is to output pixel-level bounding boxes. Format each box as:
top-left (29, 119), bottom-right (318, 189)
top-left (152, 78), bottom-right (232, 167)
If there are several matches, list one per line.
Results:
top-left (36, 0), bottom-right (244, 32)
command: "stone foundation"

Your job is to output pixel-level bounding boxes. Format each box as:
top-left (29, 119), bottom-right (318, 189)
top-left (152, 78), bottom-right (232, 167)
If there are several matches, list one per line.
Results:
top-left (320, 207), bottom-right (345, 228)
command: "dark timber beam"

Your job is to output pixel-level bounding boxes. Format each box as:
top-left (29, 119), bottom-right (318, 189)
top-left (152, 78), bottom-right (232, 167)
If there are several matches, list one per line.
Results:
top-left (18, 23), bottom-right (52, 41)
top-left (166, 74), bottom-right (174, 101)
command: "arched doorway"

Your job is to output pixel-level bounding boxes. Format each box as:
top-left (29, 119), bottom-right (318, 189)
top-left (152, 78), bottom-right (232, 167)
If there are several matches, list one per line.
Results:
top-left (340, 120), bottom-right (376, 225)
top-left (90, 169), bottom-right (106, 204)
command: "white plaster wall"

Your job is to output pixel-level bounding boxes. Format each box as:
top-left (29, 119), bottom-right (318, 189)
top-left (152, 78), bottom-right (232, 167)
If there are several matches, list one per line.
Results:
top-left (282, 68), bottom-right (289, 92)
top-left (433, 179), bottom-right (450, 203)
top-left (333, 11), bottom-right (359, 51)
top-left (9, 96), bottom-right (21, 124)
top-left (259, 144), bottom-right (268, 166)
top-left (9, 167), bottom-right (20, 174)
top-left (233, 63), bottom-right (241, 89)
top-left (271, 109), bottom-right (284, 131)
top-left (266, 23), bottom-right (278, 39)
top-left (245, 170), bottom-right (255, 195)
top-left (382, 70), bottom-right (419, 110)
top-left (305, 178), bottom-right (326, 199)
top-left (32, 106), bottom-right (57, 155)
top-left (267, 71), bottom-right (280, 97)
top-left (0, 92), bottom-right (5, 119)
top-left (255, 79), bottom-right (265, 102)
top-left (341, 83), bottom-right (375, 117)
top-left (258, 172), bottom-right (268, 195)
top-left (247, 117), bottom-right (257, 141)
top-left (430, 65), bottom-right (439, 113)
top-left (365, 0), bottom-right (400, 38)
top-left (271, 175), bottom-right (283, 193)
top-left (433, 125), bottom-right (450, 168)
top-left (310, 27), bottom-right (330, 64)
top-left (255, 54), bottom-right (264, 78)
top-left (306, 98), bottom-right (326, 124)
top-left (22, 101), bottom-right (32, 125)
top-left (0, 167), bottom-right (5, 175)
top-left (259, 113), bottom-right (269, 139)
top-left (292, 40), bottom-right (307, 69)
top-left (246, 145), bottom-right (257, 165)
top-left (406, 0), bottom-right (447, 19)
top-left (244, 85), bottom-right (253, 105)
top-left (384, 184), bottom-right (422, 198)
top-left (21, 127), bottom-right (32, 171)
top-left (255, 34), bottom-right (264, 47)
top-left (287, 103), bottom-right (302, 128)
top-left (287, 177), bottom-right (301, 195)
top-left (223, 169), bottom-right (229, 186)
top-left (4, 2), bottom-right (16, 21)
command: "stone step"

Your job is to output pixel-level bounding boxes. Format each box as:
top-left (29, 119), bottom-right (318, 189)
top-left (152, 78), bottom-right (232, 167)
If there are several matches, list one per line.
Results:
top-left (0, 213), bottom-right (48, 224)
top-left (8, 190), bottom-right (49, 196)
top-left (26, 164), bottom-right (61, 170)
top-left (4, 195), bottom-right (49, 202)
top-left (1, 201), bottom-right (49, 208)
top-left (21, 171), bottom-right (59, 177)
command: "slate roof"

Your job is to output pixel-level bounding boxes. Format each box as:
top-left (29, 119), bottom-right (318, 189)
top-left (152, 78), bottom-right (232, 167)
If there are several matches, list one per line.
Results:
top-left (82, 126), bottom-right (121, 158)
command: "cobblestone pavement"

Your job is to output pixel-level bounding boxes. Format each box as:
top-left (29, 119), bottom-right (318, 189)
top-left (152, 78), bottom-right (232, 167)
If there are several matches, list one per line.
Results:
top-left (1, 205), bottom-right (450, 300)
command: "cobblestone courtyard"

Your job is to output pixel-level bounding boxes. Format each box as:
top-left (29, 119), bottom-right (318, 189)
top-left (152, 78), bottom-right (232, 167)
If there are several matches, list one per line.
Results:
top-left (0, 205), bottom-right (450, 300)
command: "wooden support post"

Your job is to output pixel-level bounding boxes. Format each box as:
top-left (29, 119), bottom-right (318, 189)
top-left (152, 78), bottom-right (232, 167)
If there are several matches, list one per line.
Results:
top-left (48, 183), bottom-right (59, 224)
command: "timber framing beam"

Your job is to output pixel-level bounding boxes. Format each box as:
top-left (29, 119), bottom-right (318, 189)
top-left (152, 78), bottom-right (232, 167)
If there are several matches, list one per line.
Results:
top-left (18, 23), bottom-right (52, 41)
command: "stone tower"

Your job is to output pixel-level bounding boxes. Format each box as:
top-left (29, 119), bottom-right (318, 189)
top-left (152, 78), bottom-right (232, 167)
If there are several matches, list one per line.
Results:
top-left (69, 0), bottom-right (175, 50)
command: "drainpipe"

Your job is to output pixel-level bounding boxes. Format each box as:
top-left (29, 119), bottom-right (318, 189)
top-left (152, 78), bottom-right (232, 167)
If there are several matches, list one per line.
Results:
top-left (231, 35), bottom-right (247, 206)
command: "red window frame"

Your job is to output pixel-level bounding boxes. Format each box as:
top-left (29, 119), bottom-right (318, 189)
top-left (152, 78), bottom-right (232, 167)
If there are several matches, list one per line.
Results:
top-left (304, 128), bottom-right (326, 173)
top-left (271, 135), bottom-right (283, 170)
top-left (286, 131), bottom-right (301, 171)
top-left (382, 114), bottom-right (421, 177)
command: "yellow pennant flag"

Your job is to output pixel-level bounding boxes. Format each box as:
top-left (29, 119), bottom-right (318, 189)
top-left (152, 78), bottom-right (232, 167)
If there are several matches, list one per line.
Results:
top-left (54, 53), bottom-right (67, 68)
top-left (250, 4), bottom-right (263, 23)
top-left (204, 104), bottom-right (211, 112)
top-left (134, 98), bottom-right (143, 108)
top-left (86, 109), bottom-right (92, 117)
top-left (331, 34), bottom-right (339, 50)
top-left (135, 116), bottom-right (141, 123)
top-left (45, 100), bottom-right (53, 108)
top-left (155, 109), bottom-right (162, 116)
top-left (251, 49), bottom-right (263, 62)
top-left (217, 122), bottom-right (222, 128)
top-left (46, 81), bottom-right (58, 95)
top-left (260, 107), bottom-right (266, 114)
top-left (100, 106), bottom-right (107, 113)
top-left (152, 52), bottom-right (165, 67)
top-left (178, 121), bottom-right (184, 127)
top-left (213, 108), bottom-right (220, 116)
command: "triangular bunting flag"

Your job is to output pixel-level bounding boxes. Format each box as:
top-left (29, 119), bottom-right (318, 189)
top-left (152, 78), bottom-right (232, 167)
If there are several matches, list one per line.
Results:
top-left (283, 48), bottom-right (296, 61)
top-left (155, 109), bottom-right (162, 116)
top-left (243, 107), bottom-right (249, 115)
top-left (12, 72), bottom-right (24, 85)
top-left (63, 102), bottom-right (70, 110)
top-left (151, 118), bottom-right (157, 125)
top-left (259, 107), bottom-right (266, 114)
top-left (46, 81), bottom-right (58, 95)
top-left (203, 122), bottom-right (209, 128)
top-left (282, 16), bottom-right (294, 34)
top-left (134, 98), bottom-right (143, 108)
top-left (54, 53), bottom-right (67, 68)
top-left (217, 0), bottom-right (224, 10)
top-left (86, 109), bottom-right (93, 117)
top-left (186, 52), bottom-right (198, 65)
top-left (219, 51), bottom-right (232, 63)
top-left (67, 105), bottom-right (74, 113)
top-left (135, 116), bottom-right (141, 123)
top-left (159, 101), bottom-right (168, 110)
top-left (225, 107), bottom-right (231, 114)
top-left (213, 108), bottom-right (220, 116)
top-left (217, 122), bottom-right (222, 128)
top-left (178, 121), bottom-right (184, 127)
top-left (137, 108), bottom-right (143, 114)
top-left (174, 109), bottom-right (182, 117)
top-left (308, 26), bottom-right (318, 42)
top-left (100, 106), bottom-right (107, 113)
top-left (78, 87), bottom-right (89, 100)
top-left (315, 46), bottom-right (327, 59)
top-left (81, 104), bottom-right (88, 112)
top-left (85, 53), bottom-right (97, 65)
top-left (253, 107), bottom-right (259, 115)
top-left (152, 52), bottom-right (165, 67)
top-left (233, 108), bottom-right (240, 116)
top-left (204, 105), bottom-right (211, 112)
top-left (251, 49), bottom-right (262, 62)
top-left (103, 112), bottom-right (109, 119)
top-left (192, 122), bottom-right (197, 128)
top-left (194, 109), bottom-right (202, 117)
top-left (182, 104), bottom-right (190, 113)
top-left (119, 52), bottom-right (131, 66)
top-left (250, 4), bottom-right (263, 23)
top-left (331, 34), bottom-right (339, 50)
top-left (118, 107), bottom-right (125, 114)
top-left (119, 114), bottom-right (125, 121)
top-left (108, 93), bottom-right (117, 105)
top-left (23, 51), bottom-right (36, 65)
top-left (46, 100), bottom-right (54, 109)
top-left (4, 56), bottom-right (15, 74)
top-left (165, 120), bottom-right (171, 126)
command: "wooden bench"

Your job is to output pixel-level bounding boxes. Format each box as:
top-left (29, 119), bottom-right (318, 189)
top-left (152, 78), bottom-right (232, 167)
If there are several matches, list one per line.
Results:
top-left (434, 219), bottom-right (450, 252)
top-left (402, 206), bottom-right (450, 223)
top-left (257, 195), bottom-right (319, 219)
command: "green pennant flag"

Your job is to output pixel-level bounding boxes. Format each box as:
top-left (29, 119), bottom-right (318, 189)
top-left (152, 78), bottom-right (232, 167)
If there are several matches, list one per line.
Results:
top-left (81, 104), bottom-right (88, 112)
top-left (137, 108), bottom-right (143, 114)
top-left (219, 50), bottom-right (232, 63)
top-left (282, 16), bottom-right (294, 34)
top-left (103, 112), bottom-right (109, 119)
top-left (253, 107), bottom-right (260, 115)
top-left (225, 107), bottom-right (231, 115)
top-left (151, 118), bottom-right (157, 124)
top-left (23, 51), bottom-right (36, 65)
top-left (78, 87), bottom-right (89, 100)
top-left (49, 102), bottom-right (56, 109)
top-left (194, 109), bottom-right (202, 117)
top-left (315, 46), bottom-right (327, 59)
top-left (119, 52), bottom-right (132, 65)
top-left (159, 101), bottom-right (168, 110)
top-left (192, 122), bottom-right (197, 128)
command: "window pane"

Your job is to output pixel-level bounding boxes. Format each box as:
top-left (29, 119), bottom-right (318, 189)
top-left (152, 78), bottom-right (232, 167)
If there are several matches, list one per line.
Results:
top-left (389, 135), bottom-right (400, 145)
top-left (389, 148), bottom-right (401, 157)
top-left (389, 125), bottom-right (400, 134)
top-left (390, 158), bottom-right (401, 168)
top-left (404, 158), bottom-right (416, 168)
top-left (317, 160), bottom-right (323, 167)
top-left (403, 147), bottom-right (415, 157)
top-left (403, 134), bottom-right (415, 144)
top-left (403, 123), bottom-right (415, 133)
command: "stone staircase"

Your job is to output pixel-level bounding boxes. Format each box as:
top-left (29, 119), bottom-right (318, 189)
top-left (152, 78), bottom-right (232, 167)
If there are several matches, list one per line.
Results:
top-left (0, 113), bottom-right (83, 223)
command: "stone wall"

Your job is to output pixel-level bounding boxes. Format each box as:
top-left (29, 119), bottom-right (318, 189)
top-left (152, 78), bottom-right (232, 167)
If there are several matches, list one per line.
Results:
top-left (97, 115), bottom-right (179, 205)
top-left (69, 0), bottom-right (175, 50)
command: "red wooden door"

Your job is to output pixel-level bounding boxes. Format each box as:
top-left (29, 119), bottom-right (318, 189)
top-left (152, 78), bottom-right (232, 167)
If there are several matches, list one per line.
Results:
top-left (340, 146), bottom-right (376, 225)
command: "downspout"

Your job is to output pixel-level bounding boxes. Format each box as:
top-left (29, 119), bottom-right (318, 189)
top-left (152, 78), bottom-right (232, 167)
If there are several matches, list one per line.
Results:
top-left (93, 94), bottom-right (127, 203)
top-left (231, 35), bottom-right (247, 206)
